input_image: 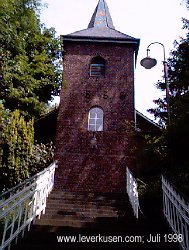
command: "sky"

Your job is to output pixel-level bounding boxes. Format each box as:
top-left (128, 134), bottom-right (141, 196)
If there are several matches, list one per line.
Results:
top-left (40, 0), bottom-right (188, 118)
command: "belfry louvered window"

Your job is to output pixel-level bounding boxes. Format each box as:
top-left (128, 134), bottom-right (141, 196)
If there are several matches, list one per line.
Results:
top-left (88, 107), bottom-right (103, 131)
top-left (90, 56), bottom-right (105, 77)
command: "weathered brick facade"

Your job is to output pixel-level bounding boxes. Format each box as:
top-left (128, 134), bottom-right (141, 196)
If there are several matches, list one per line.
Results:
top-left (55, 0), bottom-right (140, 193)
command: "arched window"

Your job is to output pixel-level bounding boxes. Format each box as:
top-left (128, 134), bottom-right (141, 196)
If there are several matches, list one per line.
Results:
top-left (90, 56), bottom-right (106, 77)
top-left (88, 107), bottom-right (103, 131)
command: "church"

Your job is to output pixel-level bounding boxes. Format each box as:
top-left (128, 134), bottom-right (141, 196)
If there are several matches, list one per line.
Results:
top-left (35, 0), bottom-right (160, 193)
top-left (55, 0), bottom-right (139, 193)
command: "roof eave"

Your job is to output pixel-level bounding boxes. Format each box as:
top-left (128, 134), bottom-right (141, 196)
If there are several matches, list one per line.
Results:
top-left (135, 110), bottom-right (162, 129)
top-left (63, 35), bottom-right (139, 45)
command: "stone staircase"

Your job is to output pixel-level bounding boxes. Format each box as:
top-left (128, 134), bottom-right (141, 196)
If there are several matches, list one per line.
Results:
top-left (34, 190), bottom-right (127, 229)
top-left (10, 190), bottom-right (180, 250)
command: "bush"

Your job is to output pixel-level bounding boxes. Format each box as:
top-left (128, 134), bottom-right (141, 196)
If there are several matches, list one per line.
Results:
top-left (0, 107), bottom-right (34, 190)
top-left (0, 104), bottom-right (55, 192)
top-left (29, 142), bottom-right (55, 176)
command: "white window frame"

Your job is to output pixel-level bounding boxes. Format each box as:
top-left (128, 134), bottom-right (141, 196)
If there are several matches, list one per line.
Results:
top-left (88, 107), bottom-right (103, 131)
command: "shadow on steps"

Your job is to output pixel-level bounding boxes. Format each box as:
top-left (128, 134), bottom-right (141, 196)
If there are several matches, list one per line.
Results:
top-left (10, 191), bottom-right (180, 250)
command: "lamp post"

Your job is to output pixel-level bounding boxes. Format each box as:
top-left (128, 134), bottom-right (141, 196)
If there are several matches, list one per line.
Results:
top-left (90, 132), bottom-right (97, 149)
top-left (140, 42), bottom-right (171, 125)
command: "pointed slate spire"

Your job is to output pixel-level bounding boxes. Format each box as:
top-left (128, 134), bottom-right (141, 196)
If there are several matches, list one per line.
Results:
top-left (64, 0), bottom-right (140, 55)
top-left (88, 0), bottom-right (115, 29)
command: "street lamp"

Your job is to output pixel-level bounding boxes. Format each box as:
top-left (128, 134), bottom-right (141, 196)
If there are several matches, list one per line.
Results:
top-left (140, 42), bottom-right (170, 125)
top-left (90, 132), bottom-right (97, 149)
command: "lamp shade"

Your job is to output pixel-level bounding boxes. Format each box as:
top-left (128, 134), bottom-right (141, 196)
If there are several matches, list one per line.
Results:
top-left (90, 133), bottom-right (97, 149)
top-left (91, 137), bottom-right (97, 147)
top-left (140, 57), bottom-right (157, 69)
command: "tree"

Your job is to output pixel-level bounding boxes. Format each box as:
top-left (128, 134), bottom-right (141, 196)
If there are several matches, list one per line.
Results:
top-left (0, 104), bottom-right (56, 192)
top-left (184, 0), bottom-right (189, 9)
top-left (0, 105), bottom-right (34, 190)
top-left (148, 31), bottom-right (189, 125)
top-left (146, 9), bottom-right (189, 193)
top-left (0, 0), bottom-right (62, 119)
top-left (0, 0), bottom-right (60, 191)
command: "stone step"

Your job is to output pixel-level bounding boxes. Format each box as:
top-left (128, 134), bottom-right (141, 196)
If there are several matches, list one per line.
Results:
top-left (44, 202), bottom-right (128, 216)
top-left (44, 207), bottom-right (119, 215)
top-left (34, 215), bottom-right (128, 229)
top-left (46, 199), bottom-right (117, 206)
top-left (46, 197), bottom-right (128, 207)
top-left (48, 192), bottom-right (116, 200)
top-left (49, 190), bottom-right (127, 201)
top-left (10, 190), bottom-right (181, 250)
top-left (34, 218), bottom-right (91, 228)
top-left (33, 191), bottom-right (128, 228)
top-left (45, 203), bottom-right (119, 211)
top-left (41, 211), bottom-right (119, 220)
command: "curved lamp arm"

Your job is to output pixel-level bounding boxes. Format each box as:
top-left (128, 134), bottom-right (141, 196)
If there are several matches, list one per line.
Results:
top-left (146, 42), bottom-right (166, 62)
top-left (140, 42), bottom-right (171, 125)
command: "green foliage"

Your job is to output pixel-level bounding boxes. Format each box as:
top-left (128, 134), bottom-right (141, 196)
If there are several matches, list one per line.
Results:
top-left (123, 120), bottom-right (167, 176)
top-left (0, 0), bottom-right (58, 191)
top-left (139, 176), bottom-right (163, 217)
top-left (0, 103), bottom-right (9, 167)
top-left (146, 23), bottom-right (189, 195)
top-left (152, 33), bottom-right (189, 168)
top-left (29, 142), bottom-right (55, 176)
top-left (0, 104), bottom-right (55, 191)
top-left (148, 32), bottom-right (189, 125)
top-left (165, 163), bottom-right (189, 197)
top-left (139, 133), bottom-right (168, 175)
top-left (182, 0), bottom-right (189, 9)
top-left (0, 0), bottom-right (62, 119)
top-left (0, 106), bottom-right (34, 190)
top-left (147, 8), bottom-right (189, 159)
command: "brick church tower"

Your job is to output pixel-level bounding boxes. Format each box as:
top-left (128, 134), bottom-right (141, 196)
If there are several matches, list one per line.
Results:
top-left (55, 0), bottom-right (140, 193)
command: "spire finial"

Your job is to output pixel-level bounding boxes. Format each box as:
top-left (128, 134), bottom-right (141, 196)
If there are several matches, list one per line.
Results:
top-left (88, 0), bottom-right (115, 29)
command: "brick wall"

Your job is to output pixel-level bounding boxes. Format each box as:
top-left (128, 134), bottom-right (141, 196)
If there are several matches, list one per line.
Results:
top-left (55, 41), bottom-right (136, 193)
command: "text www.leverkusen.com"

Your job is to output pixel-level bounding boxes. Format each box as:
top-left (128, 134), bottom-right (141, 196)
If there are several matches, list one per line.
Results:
top-left (57, 234), bottom-right (144, 244)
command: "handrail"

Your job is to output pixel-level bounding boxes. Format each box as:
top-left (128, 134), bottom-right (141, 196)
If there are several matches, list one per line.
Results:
top-left (126, 167), bottom-right (139, 219)
top-left (0, 161), bottom-right (57, 200)
top-left (0, 161), bottom-right (57, 250)
top-left (162, 176), bottom-right (189, 250)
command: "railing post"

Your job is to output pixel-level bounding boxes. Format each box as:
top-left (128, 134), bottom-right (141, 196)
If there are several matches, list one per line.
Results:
top-left (162, 175), bottom-right (189, 250)
top-left (126, 167), bottom-right (139, 219)
top-left (0, 161), bottom-right (56, 250)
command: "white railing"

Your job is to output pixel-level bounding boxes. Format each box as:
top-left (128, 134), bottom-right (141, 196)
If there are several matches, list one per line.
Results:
top-left (126, 167), bottom-right (139, 219)
top-left (0, 161), bottom-right (57, 250)
top-left (162, 176), bottom-right (189, 250)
